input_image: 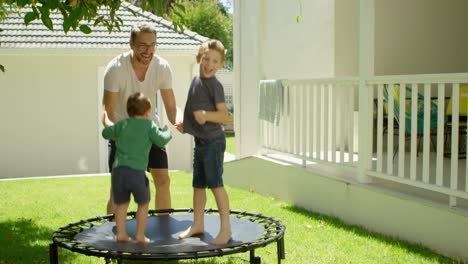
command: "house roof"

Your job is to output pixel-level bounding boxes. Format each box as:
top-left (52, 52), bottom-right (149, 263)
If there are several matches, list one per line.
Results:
top-left (0, 2), bottom-right (206, 51)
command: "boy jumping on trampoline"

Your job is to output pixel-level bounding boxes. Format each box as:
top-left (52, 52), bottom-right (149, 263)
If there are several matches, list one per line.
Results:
top-left (102, 92), bottom-right (172, 243)
top-left (178, 39), bottom-right (233, 245)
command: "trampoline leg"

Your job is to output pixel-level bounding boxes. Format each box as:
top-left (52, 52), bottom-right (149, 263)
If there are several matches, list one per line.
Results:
top-left (49, 243), bottom-right (58, 264)
top-left (250, 250), bottom-right (261, 264)
top-left (277, 237), bottom-right (285, 263)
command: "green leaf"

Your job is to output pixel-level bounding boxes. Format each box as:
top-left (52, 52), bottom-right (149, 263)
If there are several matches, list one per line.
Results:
top-left (93, 15), bottom-right (104, 27)
top-left (41, 15), bottom-right (54, 30)
top-left (115, 22), bottom-right (121, 32)
top-left (156, 0), bottom-right (163, 16)
top-left (128, 9), bottom-right (136, 16)
top-left (79, 24), bottom-right (92, 34)
top-left (174, 3), bottom-right (186, 13)
top-left (38, 5), bottom-right (53, 30)
top-left (296, 15), bottom-right (301, 23)
top-left (116, 16), bottom-right (123, 26)
top-left (24, 12), bottom-right (37, 26)
top-left (59, 6), bottom-right (68, 18)
top-left (173, 21), bottom-right (184, 33)
top-left (0, 64), bottom-right (5, 73)
top-left (63, 17), bottom-right (71, 33)
top-left (16, 0), bottom-right (29, 8)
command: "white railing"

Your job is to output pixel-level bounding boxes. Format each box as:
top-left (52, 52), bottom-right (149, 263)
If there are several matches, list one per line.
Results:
top-left (259, 77), bottom-right (359, 167)
top-left (259, 73), bottom-right (468, 207)
top-left (367, 73), bottom-right (468, 207)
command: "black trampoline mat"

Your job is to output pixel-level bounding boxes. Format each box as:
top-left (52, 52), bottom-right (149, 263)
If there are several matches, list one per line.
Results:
top-left (74, 213), bottom-right (264, 254)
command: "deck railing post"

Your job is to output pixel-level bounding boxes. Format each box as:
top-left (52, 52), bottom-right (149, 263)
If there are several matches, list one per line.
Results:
top-left (357, 0), bottom-right (374, 183)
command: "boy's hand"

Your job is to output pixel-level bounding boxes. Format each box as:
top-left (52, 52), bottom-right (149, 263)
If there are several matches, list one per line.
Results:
top-left (193, 110), bottom-right (207, 125)
top-left (224, 114), bottom-right (233, 125)
top-left (175, 121), bottom-right (184, 133)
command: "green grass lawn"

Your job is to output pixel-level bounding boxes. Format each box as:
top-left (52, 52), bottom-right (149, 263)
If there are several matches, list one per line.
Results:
top-left (225, 132), bottom-right (235, 154)
top-left (0, 172), bottom-right (462, 264)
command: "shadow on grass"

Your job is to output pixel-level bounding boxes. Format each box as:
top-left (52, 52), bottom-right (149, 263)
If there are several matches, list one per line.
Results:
top-left (283, 205), bottom-right (460, 264)
top-left (0, 218), bottom-right (74, 264)
top-left (0, 217), bottom-right (250, 264)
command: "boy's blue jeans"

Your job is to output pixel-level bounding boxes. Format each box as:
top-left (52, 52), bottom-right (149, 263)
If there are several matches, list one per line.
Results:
top-left (192, 133), bottom-right (226, 189)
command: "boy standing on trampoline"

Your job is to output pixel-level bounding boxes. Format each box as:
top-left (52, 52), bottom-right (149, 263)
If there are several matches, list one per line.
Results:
top-left (102, 92), bottom-right (172, 243)
top-left (178, 39), bottom-right (233, 245)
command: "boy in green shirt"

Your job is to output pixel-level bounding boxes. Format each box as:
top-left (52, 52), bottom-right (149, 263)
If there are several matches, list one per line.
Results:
top-left (102, 92), bottom-right (172, 243)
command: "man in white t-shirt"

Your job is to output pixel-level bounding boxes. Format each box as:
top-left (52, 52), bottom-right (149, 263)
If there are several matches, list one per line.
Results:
top-left (103, 22), bottom-right (183, 214)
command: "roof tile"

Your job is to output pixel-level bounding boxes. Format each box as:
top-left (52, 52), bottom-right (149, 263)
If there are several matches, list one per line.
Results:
top-left (0, 2), bottom-right (206, 51)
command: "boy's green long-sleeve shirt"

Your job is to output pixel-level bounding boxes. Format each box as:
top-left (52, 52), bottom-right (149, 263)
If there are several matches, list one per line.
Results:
top-left (102, 118), bottom-right (172, 171)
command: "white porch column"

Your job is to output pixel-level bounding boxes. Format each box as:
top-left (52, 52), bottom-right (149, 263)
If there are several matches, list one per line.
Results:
top-left (358, 0), bottom-right (374, 183)
top-left (233, 0), bottom-right (263, 158)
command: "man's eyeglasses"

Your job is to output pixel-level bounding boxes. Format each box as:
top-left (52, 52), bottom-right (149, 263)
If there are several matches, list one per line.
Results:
top-left (135, 42), bottom-right (156, 52)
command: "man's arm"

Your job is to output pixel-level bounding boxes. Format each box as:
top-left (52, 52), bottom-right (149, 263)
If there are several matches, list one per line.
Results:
top-left (193, 102), bottom-right (233, 125)
top-left (103, 90), bottom-right (118, 123)
top-left (160, 88), bottom-right (183, 127)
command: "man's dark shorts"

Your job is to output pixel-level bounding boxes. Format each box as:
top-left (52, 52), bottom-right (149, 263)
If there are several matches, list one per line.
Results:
top-left (111, 166), bottom-right (150, 204)
top-left (108, 140), bottom-right (168, 172)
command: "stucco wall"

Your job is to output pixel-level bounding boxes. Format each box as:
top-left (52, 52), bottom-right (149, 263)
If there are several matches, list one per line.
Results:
top-left (335, 0), bottom-right (359, 76)
top-left (0, 49), bottom-right (194, 178)
top-left (260, 0), bottom-right (335, 79)
top-left (375, 0), bottom-right (468, 75)
top-left (224, 157), bottom-right (468, 262)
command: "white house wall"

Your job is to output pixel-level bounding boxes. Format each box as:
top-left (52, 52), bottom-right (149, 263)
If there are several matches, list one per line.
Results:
top-left (335, 0), bottom-right (359, 76)
top-left (375, 0), bottom-right (468, 75)
top-left (260, 0), bottom-right (335, 79)
top-left (234, 0), bottom-right (337, 158)
top-left (1, 52), bottom-right (108, 178)
top-left (0, 49), bottom-right (194, 178)
top-left (162, 55), bottom-right (197, 172)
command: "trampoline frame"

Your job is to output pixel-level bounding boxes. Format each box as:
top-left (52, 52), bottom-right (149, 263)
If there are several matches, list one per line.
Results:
top-left (50, 208), bottom-right (286, 264)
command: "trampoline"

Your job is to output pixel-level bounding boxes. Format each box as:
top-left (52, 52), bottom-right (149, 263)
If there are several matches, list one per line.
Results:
top-left (50, 208), bottom-right (286, 263)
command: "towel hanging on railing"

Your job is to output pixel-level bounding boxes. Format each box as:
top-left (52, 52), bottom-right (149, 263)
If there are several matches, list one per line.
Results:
top-left (258, 80), bottom-right (283, 125)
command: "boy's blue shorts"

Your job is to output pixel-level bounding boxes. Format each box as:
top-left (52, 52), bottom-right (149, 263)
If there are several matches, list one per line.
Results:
top-left (112, 166), bottom-right (150, 205)
top-left (192, 133), bottom-right (226, 189)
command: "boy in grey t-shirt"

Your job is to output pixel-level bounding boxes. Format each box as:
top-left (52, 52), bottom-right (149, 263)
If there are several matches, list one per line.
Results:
top-left (179, 39), bottom-right (233, 245)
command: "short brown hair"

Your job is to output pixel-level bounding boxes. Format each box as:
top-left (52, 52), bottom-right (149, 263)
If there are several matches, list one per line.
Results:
top-left (130, 22), bottom-right (157, 43)
top-left (127, 92), bottom-right (151, 117)
top-left (196, 39), bottom-right (225, 63)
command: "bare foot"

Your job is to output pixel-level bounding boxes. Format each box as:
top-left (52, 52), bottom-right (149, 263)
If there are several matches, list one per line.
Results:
top-left (211, 229), bottom-right (232, 245)
top-left (178, 225), bottom-right (204, 239)
top-left (116, 235), bottom-right (132, 242)
top-left (136, 235), bottom-right (151, 244)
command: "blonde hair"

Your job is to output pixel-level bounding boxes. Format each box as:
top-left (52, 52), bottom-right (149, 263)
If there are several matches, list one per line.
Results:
top-left (196, 39), bottom-right (225, 63)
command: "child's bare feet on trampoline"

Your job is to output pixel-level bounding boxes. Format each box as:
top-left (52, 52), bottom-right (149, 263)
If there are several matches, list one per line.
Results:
top-left (136, 235), bottom-right (151, 244)
top-left (116, 235), bottom-right (132, 242)
top-left (211, 229), bottom-right (232, 245)
top-left (178, 225), bottom-right (204, 239)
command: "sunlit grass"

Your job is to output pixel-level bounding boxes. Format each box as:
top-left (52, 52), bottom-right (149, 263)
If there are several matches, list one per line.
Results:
top-left (0, 173), bottom-right (462, 263)
top-left (225, 132), bottom-right (235, 154)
